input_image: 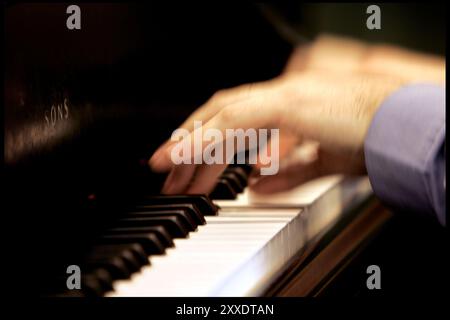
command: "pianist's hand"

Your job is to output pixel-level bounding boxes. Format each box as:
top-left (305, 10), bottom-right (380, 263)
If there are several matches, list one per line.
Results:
top-left (284, 34), bottom-right (445, 84)
top-left (149, 70), bottom-right (404, 194)
top-left (149, 34), bottom-right (444, 195)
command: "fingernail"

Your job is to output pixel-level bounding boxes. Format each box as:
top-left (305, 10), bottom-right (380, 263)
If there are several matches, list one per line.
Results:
top-left (151, 147), bottom-right (173, 172)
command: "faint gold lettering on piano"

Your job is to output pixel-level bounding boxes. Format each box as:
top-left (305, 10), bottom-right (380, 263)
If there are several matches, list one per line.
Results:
top-left (44, 98), bottom-right (70, 128)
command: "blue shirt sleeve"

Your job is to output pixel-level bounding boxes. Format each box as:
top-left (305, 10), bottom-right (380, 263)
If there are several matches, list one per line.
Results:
top-left (364, 83), bottom-right (446, 226)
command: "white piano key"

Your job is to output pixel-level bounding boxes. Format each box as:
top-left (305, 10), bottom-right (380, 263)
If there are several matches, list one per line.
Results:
top-left (215, 175), bottom-right (342, 208)
top-left (106, 175), bottom-right (372, 297)
top-left (217, 207), bottom-right (300, 217)
top-left (108, 217), bottom-right (291, 297)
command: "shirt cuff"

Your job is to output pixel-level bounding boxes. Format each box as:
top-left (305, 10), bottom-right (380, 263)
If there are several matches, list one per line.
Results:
top-left (364, 83), bottom-right (446, 225)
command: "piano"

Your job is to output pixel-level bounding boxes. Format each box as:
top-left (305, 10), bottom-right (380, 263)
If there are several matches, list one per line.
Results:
top-left (5, 3), bottom-right (397, 298)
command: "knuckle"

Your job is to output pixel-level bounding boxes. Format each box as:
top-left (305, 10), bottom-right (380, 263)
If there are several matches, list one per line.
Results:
top-left (210, 89), bottom-right (226, 102)
top-left (217, 105), bottom-right (237, 124)
top-left (364, 44), bottom-right (393, 69)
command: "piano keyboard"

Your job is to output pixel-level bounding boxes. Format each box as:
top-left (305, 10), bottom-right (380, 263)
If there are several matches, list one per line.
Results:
top-left (46, 166), bottom-right (372, 297)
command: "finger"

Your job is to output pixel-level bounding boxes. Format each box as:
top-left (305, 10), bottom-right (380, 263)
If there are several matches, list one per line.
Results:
top-left (149, 141), bottom-right (178, 172)
top-left (159, 92), bottom-right (281, 193)
top-left (164, 93), bottom-right (281, 165)
top-left (161, 164), bottom-right (197, 194)
top-left (254, 131), bottom-right (300, 169)
top-left (149, 81), bottom-right (279, 169)
top-left (149, 90), bottom-right (246, 170)
top-left (177, 83), bottom-right (267, 131)
top-left (185, 163), bottom-right (228, 195)
top-left (150, 83), bottom-right (266, 158)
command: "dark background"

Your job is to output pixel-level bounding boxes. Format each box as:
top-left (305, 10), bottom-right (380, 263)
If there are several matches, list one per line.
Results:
top-left (276, 2), bottom-right (446, 54)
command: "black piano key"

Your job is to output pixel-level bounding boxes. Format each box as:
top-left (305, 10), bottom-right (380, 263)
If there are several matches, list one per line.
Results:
top-left (42, 276), bottom-right (83, 297)
top-left (140, 195), bottom-right (218, 216)
top-left (57, 290), bottom-right (86, 297)
top-left (233, 163), bottom-right (253, 175)
top-left (125, 209), bottom-right (197, 231)
top-left (224, 166), bottom-right (248, 187)
top-left (134, 204), bottom-right (206, 225)
top-left (83, 256), bottom-right (131, 280)
top-left (88, 243), bottom-right (149, 269)
top-left (210, 178), bottom-right (237, 200)
top-left (82, 273), bottom-right (108, 296)
top-left (105, 226), bottom-right (174, 248)
top-left (42, 266), bottom-right (114, 297)
top-left (125, 243), bottom-right (150, 266)
top-left (90, 251), bottom-right (141, 274)
top-left (83, 268), bottom-right (114, 294)
top-left (220, 172), bottom-right (244, 193)
top-left (97, 233), bottom-right (166, 255)
top-left (81, 273), bottom-right (105, 296)
top-left (116, 216), bottom-right (190, 238)
top-left (59, 272), bottom-right (108, 297)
